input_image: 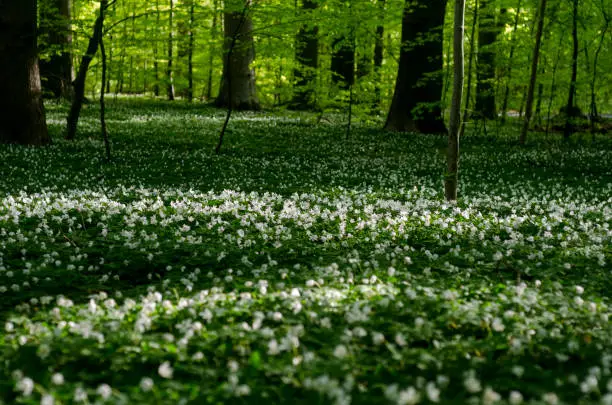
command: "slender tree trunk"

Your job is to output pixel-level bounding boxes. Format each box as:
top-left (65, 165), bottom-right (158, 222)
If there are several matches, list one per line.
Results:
top-left (187, 0), bottom-right (195, 102)
top-left (153, 0), bottom-right (160, 97)
top-left (206, 0), bottom-right (219, 101)
top-left (167, 0), bottom-right (176, 100)
top-left (474, 0), bottom-right (501, 119)
top-left (460, 0), bottom-right (478, 137)
top-left (0, 0), bottom-right (50, 145)
top-left (66, 0), bottom-right (108, 140)
top-left (39, 0), bottom-right (74, 100)
top-left (563, 0), bottom-right (579, 139)
top-left (501, 0), bottom-right (522, 123)
top-left (446, 0), bottom-right (465, 202)
top-left (519, 0), bottom-right (547, 145)
top-left (290, 0), bottom-right (319, 110)
top-left (216, 0), bottom-right (260, 110)
top-left (100, 37), bottom-right (111, 161)
top-left (590, 15), bottom-right (608, 130)
top-left (385, 0), bottom-right (448, 134)
top-left (373, 0), bottom-right (385, 107)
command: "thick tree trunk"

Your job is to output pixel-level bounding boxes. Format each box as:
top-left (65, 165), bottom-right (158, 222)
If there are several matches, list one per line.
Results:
top-left (446, 0), bottom-right (465, 202)
top-left (330, 36), bottom-right (355, 90)
top-left (66, 0), bottom-right (107, 140)
top-left (474, 0), bottom-right (500, 119)
top-left (290, 0), bottom-right (319, 110)
top-left (519, 0), bottom-right (547, 145)
top-left (216, 0), bottom-right (260, 110)
top-left (385, 0), bottom-right (448, 134)
top-left (0, 0), bottom-right (50, 145)
top-left (39, 0), bottom-right (74, 100)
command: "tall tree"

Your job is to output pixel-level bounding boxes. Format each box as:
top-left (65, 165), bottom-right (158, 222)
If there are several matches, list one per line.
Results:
top-left (290, 0), bottom-right (319, 110)
top-left (474, 0), bottom-right (501, 119)
top-left (500, 0), bottom-right (522, 122)
top-left (373, 0), bottom-right (385, 107)
top-left (330, 37), bottom-right (355, 90)
top-left (216, 0), bottom-right (260, 110)
top-left (167, 0), bottom-right (176, 101)
top-left (385, 0), bottom-right (448, 134)
top-left (0, 0), bottom-right (50, 145)
top-left (66, 0), bottom-right (109, 140)
top-left (446, 0), bottom-right (466, 201)
top-left (563, 0), bottom-right (579, 139)
top-left (519, 0), bottom-right (547, 145)
top-left (39, 0), bottom-right (74, 99)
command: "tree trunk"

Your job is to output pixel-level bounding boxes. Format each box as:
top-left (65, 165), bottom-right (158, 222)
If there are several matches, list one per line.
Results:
top-left (330, 35), bottom-right (355, 90)
top-left (460, 0), bottom-right (478, 137)
top-left (153, 0), bottom-right (160, 97)
top-left (206, 0), bottom-right (219, 101)
top-left (66, 0), bottom-right (107, 140)
top-left (373, 0), bottom-right (385, 107)
top-left (39, 0), bottom-right (74, 100)
top-left (167, 0), bottom-right (176, 101)
top-left (500, 0), bottom-right (522, 123)
top-left (446, 0), bottom-right (465, 202)
top-left (563, 0), bottom-right (579, 139)
top-left (519, 0), bottom-right (547, 145)
top-left (385, 0), bottom-right (448, 134)
top-left (216, 0), bottom-right (260, 110)
top-left (0, 0), bottom-right (50, 145)
top-left (290, 0), bottom-right (319, 110)
top-left (187, 0), bottom-right (195, 102)
top-left (474, 0), bottom-right (500, 119)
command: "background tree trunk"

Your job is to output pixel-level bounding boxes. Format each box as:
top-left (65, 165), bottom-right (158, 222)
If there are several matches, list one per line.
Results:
top-left (373, 0), bottom-right (385, 108)
top-left (39, 0), bottom-right (74, 100)
top-left (216, 0), bottom-right (260, 110)
top-left (0, 0), bottom-right (50, 145)
top-left (474, 0), bottom-right (501, 119)
top-left (167, 0), bottom-right (176, 101)
top-left (563, 0), bottom-right (579, 139)
top-left (385, 0), bottom-right (448, 134)
top-left (330, 35), bottom-right (355, 90)
top-left (290, 0), bottom-right (319, 110)
top-left (446, 0), bottom-right (465, 202)
top-left (66, 0), bottom-right (107, 140)
top-left (519, 0), bottom-right (547, 144)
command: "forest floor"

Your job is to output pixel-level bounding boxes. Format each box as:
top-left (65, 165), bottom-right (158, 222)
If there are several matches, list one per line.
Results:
top-left (0, 99), bottom-right (611, 404)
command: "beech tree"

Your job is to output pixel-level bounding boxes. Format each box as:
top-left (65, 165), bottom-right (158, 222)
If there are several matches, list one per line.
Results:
top-left (474, 0), bottom-right (501, 119)
top-left (290, 0), bottom-right (319, 110)
top-left (39, 0), bottom-right (74, 99)
top-left (385, 0), bottom-right (448, 134)
top-left (0, 0), bottom-right (50, 145)
top-left (446, 0), bottom-right (465, 201)
top-left (216, 0), bottom-right (260, 110)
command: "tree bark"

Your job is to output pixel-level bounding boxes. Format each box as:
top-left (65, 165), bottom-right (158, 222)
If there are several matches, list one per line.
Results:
top-left (500, 0), bottom-right (522, 123)
top-left (167, 0), bottom-right (176, 101)
top-left (563, 0), bottom-right (579, 139)
top-left (216, 0), bottom-right (260, 110)
top-left (290, 0), bottom-right (319, 110)
top-left (385, 0), bottom-right (448, 134)
top-left (0, 0), bottom-right (50, 145)
top-left (519, 0), bottom-right (547, 145)
top-left (330, 35), bottom-right (355, 90)
top-left (39, 0), bottom-right (74, 99)
top-left (446, 0), bottom-right (465, 202)
top-left (373, 0), bottom-right (385, 107)
top-left (66, 0), bottom-right (107, 140)
top-left (474, 0), bottom-right (501, 119)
